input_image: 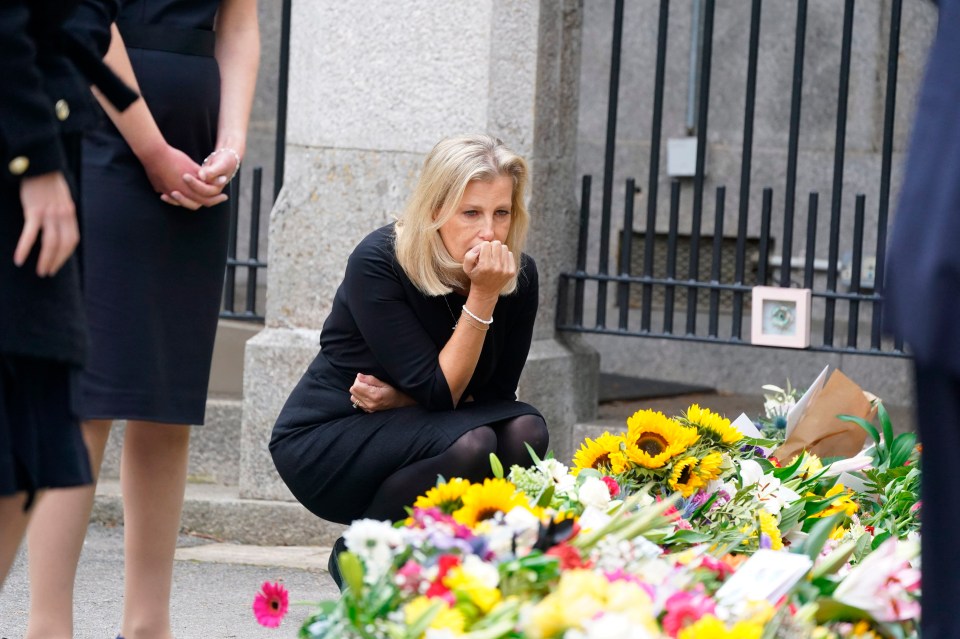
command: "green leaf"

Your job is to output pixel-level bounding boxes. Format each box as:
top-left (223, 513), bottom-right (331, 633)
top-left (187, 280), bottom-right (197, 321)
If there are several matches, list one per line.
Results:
top-left (810, 540), bottom-right (857, 579)
top-left (338, 551), bottom-right (364, 596)
top-left (814, 598), bottom-right (873, 623)
top-left (801, 512), bottom-right (846, 560)
top-left (889, 432), bottom-right (917, 468)
top-left (838, 414), bottom-right (882, 455)
top-left (662, 529), bottom-right (714, 545)
top-left (490, 453), bottom-right (504, 479)
top-left (524, 442), bottom-right (543, 466)
top-left (877, 401), bottom-right (895, 454)
top-left (778, 501), bottom-right (805, 533)
top-left (405, 600), bottom-right (443, 638)
top-left (535, 484), bottom-right (555, 508)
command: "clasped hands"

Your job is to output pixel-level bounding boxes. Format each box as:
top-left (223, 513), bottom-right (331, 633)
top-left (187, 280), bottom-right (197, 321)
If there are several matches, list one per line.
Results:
top-left (349, 373), bottom-right (416, 413)
top-left (145, 143), bottom-right (239, 210)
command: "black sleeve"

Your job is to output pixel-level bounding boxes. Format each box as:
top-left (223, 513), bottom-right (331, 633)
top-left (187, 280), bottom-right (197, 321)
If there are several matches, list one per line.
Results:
top-left (343, 242), bottom-right (455, 411)
top-left (66, 0), bottom-right (121, 57)
top-left (473, 255), bottom-right (540, 401)
top-left (0, 2), bottom-right (67, 182)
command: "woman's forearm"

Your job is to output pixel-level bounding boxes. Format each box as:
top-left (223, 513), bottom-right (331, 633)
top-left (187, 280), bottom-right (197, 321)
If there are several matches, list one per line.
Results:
top-left (438, 290), bottom-right (499, 405)
top-left (212, 0), bottom-right (259, 158)
top-left (92, 24), bottom-right (166, 164)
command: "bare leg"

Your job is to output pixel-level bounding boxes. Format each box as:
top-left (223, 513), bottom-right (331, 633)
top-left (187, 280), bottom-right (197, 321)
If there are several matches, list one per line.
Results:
top-left (118, 420), bottom-right (190, 639)
top-left (25, 420), bottom-right (112, 639)
top-left (0, 492), bottom-right (34, 587)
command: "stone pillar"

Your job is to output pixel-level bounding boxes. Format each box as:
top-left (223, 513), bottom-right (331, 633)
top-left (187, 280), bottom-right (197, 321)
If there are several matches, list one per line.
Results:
top-left (240, 0), bottom-right (597, 500)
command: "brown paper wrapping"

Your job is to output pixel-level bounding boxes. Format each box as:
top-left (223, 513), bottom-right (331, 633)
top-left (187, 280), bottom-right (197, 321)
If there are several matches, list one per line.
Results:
top-left (773, 369), bottom-right (875, 462)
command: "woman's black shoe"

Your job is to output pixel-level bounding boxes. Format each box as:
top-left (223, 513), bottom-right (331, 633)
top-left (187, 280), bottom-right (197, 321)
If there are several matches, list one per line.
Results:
top-left (327, 536), bottom-right (347, 591)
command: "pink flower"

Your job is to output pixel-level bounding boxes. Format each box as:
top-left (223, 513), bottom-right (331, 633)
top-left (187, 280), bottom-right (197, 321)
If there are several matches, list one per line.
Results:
top-left (252, 581), bottom-right (289, 628)
top-left (833, 538), bottom-right (921, 622)
top-left (601, 475), bottom-right (621, 498)
top-left (661, 590), bottom-right (716, 637)
top-left (396, 560), bottom-right (425, 592)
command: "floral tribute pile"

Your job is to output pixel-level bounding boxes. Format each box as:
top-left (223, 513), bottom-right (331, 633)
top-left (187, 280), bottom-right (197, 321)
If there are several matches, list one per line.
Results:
top-left (254, 394), bottom-right (921, 639)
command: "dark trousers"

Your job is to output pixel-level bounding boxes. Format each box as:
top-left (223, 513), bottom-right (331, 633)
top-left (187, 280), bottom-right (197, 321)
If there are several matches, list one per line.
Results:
top-left (914, 364), bottom-right (960, 639)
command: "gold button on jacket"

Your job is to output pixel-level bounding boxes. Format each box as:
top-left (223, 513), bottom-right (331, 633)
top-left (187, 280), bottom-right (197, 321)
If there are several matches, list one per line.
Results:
top-left (55, 99), bottom-right (71, 121)
top-left (8, 156), bottom-right (30, 176)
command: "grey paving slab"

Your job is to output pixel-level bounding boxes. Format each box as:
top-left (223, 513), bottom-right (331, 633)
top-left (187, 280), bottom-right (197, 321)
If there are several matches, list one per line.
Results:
top-left (0, 523), bottom-right (340, 639)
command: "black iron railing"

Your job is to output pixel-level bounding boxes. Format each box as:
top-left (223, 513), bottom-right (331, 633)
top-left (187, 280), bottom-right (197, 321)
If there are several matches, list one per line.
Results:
top-left (557, 0), bottom-right (907, 357)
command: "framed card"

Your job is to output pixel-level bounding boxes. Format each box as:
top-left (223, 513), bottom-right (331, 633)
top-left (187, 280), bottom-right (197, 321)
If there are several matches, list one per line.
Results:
top-left (750, 286), bottom-right (812, 349)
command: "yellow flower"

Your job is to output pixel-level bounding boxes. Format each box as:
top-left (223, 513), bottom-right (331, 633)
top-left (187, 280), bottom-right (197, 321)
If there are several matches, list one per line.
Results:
top-left (810, 484), bottom-right (858, 519)
top-left (758, 510), bottom-right (784, 550)
top-left (444, 565), bottom-right (502, 614)
top-left (452, 478), bottom-right (531, 527)
top-left (413, 477), bottom-right (472, 515)
top-left (669, 456), bottom-right (704, 497)
top-left (522, 570), bottom-right (608, 638)
top-left (624, 410), bottom-right (699, 469)
top-left (790, 452), bottom-right (824, 479)
top-left (851, 621), bottom-right (883, 638)
top-left (677, 614), bottom-right (763, 639)
top-left (572, 432), bottom-right (624, 474)
top-left (521, 570), bottom-right (659, 639)
top-left (829, 525), bottom-right (847, 541)
top-left (695, 452), bottom-right (724, 483)
top-left (403, 596), bottom-right (466, 634)
top-left (684, 404), bottom-right (743, 445)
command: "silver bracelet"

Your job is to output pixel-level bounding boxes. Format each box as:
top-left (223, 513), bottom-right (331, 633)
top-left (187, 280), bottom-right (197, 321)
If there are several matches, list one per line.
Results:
top-left (203, 147), bottom-right (241, 182)
top-left (461, 305), bottom-right (493, 325)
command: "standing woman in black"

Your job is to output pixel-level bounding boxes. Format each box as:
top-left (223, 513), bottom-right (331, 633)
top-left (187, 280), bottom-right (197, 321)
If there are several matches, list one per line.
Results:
top-left (25, 1), bottom-right (259, 638)
top-left (271, 134), bottom-right (549, 578)
top-left (0, 0), bottom-right (135, 586)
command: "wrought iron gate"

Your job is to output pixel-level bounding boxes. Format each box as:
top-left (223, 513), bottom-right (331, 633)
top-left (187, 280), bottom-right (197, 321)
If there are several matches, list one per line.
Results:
top-left (558, 0), bottom-right (909, 357)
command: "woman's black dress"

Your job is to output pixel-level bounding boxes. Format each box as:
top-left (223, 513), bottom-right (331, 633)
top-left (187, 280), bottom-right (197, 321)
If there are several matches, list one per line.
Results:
top-left (79, 0), bottom-right (229, 424)
top-left (270, 225), bottom-right (543, 524)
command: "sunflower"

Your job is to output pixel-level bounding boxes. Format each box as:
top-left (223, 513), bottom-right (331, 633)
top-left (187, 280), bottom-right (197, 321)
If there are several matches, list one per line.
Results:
top-left (694, 451), bottom-right (724, 484)
top-left (668, 456), bottom-right (703, 497)
top-left (572, 432), bottom-right (624, 474)
top-left (453, 478), bottom-right (531, 527)
top-left (623, 410), bottom-right (699, 469)
top-left (684, 404), bottom-right (743, 445)
top-left (413, 477), bottom-right (472, 515)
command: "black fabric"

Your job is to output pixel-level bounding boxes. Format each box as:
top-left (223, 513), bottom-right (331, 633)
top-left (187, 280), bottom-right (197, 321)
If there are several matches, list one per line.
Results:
top-left (0, 354), bottom-right (92, 500)
top-left (884, 0), bottom-right (960, 374)
top-left (271, 225), bottom-right (544, 524)
top-left (118, 22), bottom-right (216, 57)
top-left (78, 0), bottom-right (228, 425)
top-left (912, 365), bottom-right (957, 639)
top-left (0, 0), bottom-right (112, 364)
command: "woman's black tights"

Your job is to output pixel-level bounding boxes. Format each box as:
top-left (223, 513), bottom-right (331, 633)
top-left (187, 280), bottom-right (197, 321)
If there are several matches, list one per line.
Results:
top-left (361, 414), bottom-right (549, 521)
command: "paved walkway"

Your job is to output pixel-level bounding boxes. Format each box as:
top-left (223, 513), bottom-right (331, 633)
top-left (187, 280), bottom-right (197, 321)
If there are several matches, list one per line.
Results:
top-left (0, 523), bottom-right (340, 639)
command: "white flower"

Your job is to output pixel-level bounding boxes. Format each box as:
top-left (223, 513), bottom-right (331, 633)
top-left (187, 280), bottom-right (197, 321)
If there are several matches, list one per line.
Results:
top-left (578, 476), bottom-right (613, 511)
top-left (579, 505), bottom-right (613, 532)
top-left (575, 613), bottom-right (657, 639)
top-left (738, 459), bottom-right (800, 514)
top-left (821, 453), bottom-right (873, 476)
top-left (539, 458), bottom-right (577, 495)
top-left (343, 518), bottom-right (405, 584)
top-left (460, 553), bottom-right (500, 588)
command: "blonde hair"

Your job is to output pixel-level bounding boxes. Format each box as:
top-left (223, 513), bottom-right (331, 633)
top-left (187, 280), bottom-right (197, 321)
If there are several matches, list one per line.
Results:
top-left (395, 134), bottom-right (530, 296)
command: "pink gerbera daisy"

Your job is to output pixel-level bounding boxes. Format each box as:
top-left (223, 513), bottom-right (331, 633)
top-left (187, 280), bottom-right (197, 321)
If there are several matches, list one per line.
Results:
top-left (253, 581), bottom-right (289, 628)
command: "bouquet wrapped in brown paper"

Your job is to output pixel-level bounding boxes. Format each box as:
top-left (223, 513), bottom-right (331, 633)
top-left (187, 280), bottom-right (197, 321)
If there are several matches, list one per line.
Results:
top-left (773, 366), bottom-right (876, 462)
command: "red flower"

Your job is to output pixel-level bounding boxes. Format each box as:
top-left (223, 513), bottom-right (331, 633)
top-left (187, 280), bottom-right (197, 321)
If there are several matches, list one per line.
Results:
top-left (546, 542), bottom-right (593, 570)
top-left (601, 475), bottom-right (621, 498)
top-left (252, 581), bottom-right (289, 628)
top-left (425, 555), bottom-right (461, 599)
